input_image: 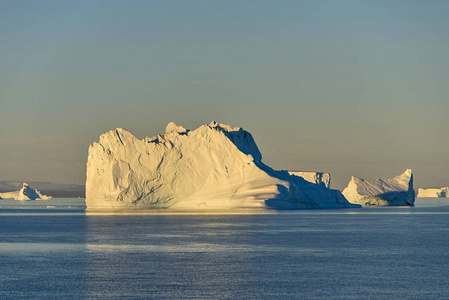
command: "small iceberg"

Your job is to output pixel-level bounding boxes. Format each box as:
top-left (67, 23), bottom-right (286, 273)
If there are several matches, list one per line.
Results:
top-left (417, 187), bottom-right (449, 198)
top-left (0, 183), bottom-right (52, 201)
top-left (342, 169), bottom-right (415, 206)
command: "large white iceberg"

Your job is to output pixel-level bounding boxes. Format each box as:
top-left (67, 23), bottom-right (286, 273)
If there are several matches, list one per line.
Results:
top-left (288, 171), bottom-right (331, 188)
top-left (86, 121), bottom-right (359, 210)
top-left (342, 169), bottom-right (415, 206)
top-left (0, 183), bottom-right (52, 201)
top-left (417, 187), bottom-right (449, 198)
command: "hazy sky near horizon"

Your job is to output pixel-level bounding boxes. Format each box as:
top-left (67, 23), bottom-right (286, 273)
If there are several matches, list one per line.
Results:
top-left (1, 0), bottom-right (448, 190)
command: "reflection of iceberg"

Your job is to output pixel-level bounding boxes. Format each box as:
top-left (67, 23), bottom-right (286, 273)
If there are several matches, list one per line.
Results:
top-left (0, 183), bottom-right (52, 201)
top-left (342, 169), bottom-right (415, 206)
top-left (84, 214), bottom-right (261, 298)
top-left (86, 122), bottom-right (359, 209)
top-left (417, 187), bottom-right (449, 198)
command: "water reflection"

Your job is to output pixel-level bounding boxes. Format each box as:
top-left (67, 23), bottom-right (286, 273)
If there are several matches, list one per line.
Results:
top-left (84, 214), bottom-right (265, 298)
top-left (1, 197), bottom-right (449, 298)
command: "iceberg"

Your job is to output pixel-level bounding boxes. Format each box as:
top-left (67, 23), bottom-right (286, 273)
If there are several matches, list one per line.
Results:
top-left (86, 121), bottom-right (359, 210)
top-left (417, 187), bottom-right (449, 198)
top-left (288, 171), bottom-right (330, 188)
top-left (0, 183), bottom-right (52, 201)
top-left (0, 181), bottom-right (85, 198)
top-left (342, 169), bottom-right (415, 206)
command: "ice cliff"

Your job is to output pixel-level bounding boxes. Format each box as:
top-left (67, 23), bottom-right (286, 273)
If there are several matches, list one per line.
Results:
top-left (86, 121), bottom-right (359, 209)
top-left (417, 187), bottom-right (449, 198)
top-left (342, 169), bottom-right (415, 206)
top-left (0, 183), bottom-right (52, 200)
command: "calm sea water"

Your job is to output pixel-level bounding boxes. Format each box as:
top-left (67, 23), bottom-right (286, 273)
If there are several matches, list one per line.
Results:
top-left (1, 198), bottom-right (449, 299)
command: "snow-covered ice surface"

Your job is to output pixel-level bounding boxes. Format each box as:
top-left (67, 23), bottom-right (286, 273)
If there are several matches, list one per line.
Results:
top-left (342, 169), bottom-right (415, 206)
top-left (417, 187), bottom-right (449, 198)
top-left (86, 122), bottom-right (358, 210)
top-left (0, 183), bottom-right (52, 201)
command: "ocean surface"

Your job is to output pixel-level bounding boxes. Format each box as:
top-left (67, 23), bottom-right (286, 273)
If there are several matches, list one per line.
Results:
top-left (1, 198), bottom-right (449, 299)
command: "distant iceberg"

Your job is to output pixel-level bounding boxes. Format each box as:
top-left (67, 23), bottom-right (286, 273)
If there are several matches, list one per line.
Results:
top-left (86, 121), bottom-right (359, 210)
top-left (288, 171), bottom-right (331, 188)
top-left (417, 187), bottom-right (449, 198)
top-left (342, 169), bottom-right (415, 206)
top-left (0, 183), bottom-right (52, 201)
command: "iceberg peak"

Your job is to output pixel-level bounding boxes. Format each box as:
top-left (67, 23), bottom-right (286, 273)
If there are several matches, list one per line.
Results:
top-left (396, 169), bottom-right (412, 179)
top-left (165, 122), bottom-right (188, 134)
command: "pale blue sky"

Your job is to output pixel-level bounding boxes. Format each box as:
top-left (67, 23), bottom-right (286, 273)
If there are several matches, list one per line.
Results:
top-left (1, 0), bottom-right (448, 189)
